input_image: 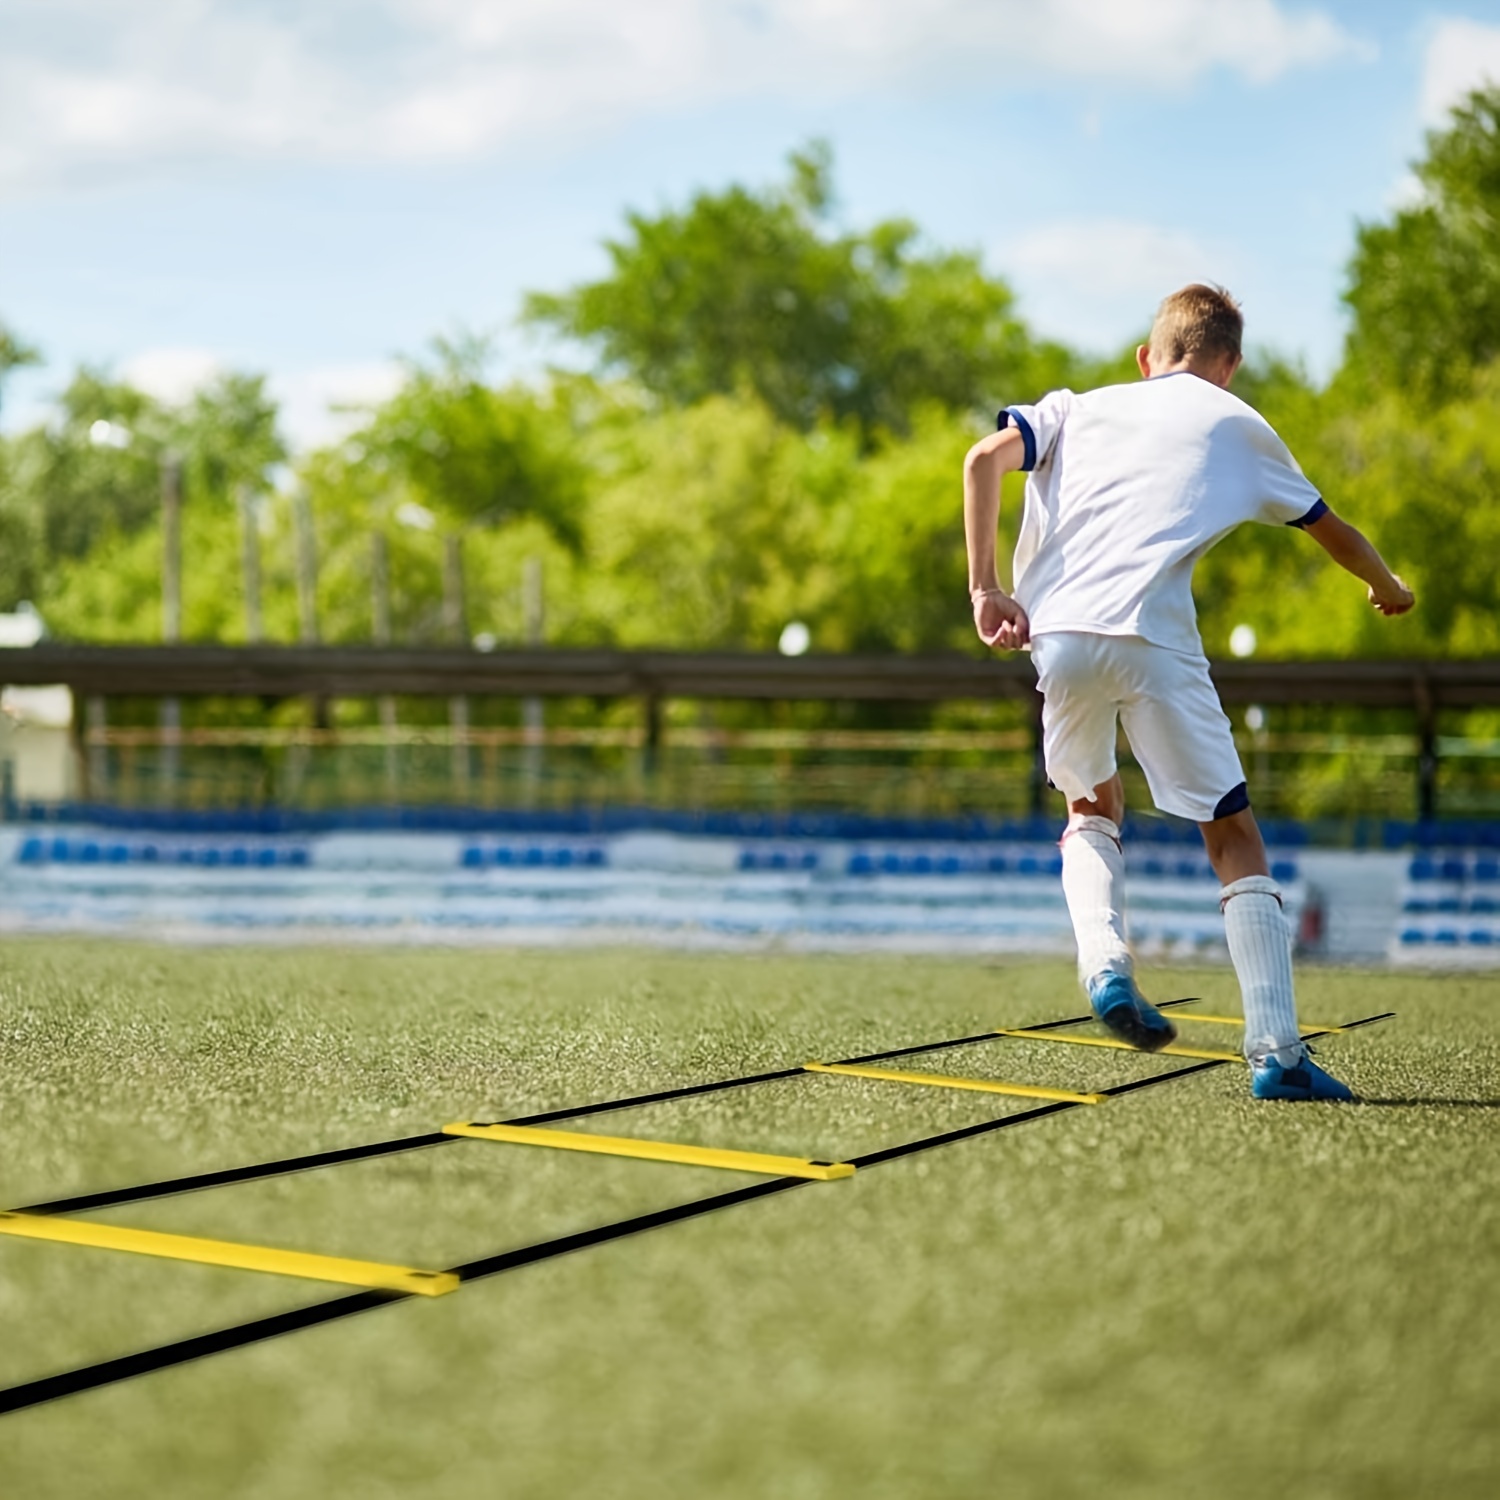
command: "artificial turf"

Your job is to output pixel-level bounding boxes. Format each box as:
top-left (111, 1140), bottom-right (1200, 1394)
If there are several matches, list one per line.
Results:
top-left (0, 941), bottom-right (1494, 1499)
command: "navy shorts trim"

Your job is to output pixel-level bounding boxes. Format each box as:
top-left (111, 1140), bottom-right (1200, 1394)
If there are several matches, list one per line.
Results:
top-left (1211, 781), bottom-right (1251, 820)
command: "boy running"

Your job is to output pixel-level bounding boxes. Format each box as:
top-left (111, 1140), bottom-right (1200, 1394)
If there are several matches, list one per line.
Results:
top-left (962, 284), bottom-right (1414, 1101)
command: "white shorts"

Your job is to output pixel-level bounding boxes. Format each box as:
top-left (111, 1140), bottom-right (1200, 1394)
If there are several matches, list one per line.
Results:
top-left (1030, 632), bottom-right (1247, 823)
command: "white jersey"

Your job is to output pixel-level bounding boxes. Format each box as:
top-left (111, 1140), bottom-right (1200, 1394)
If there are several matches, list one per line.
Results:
top-left (1001, 373), bottom-right (1326, 656)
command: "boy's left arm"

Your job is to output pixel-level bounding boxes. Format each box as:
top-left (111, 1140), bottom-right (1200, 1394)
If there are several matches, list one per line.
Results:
top-left (1300, 509), bottom-right (1415, 616)
top-left (963, 428), bottom-right (1030, 649)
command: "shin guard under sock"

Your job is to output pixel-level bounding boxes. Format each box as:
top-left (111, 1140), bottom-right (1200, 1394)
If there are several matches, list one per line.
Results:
top-left (1060, 815), bottom-right (1132, 987)
top-left (1221, 875), bottom-right (1303, 1066)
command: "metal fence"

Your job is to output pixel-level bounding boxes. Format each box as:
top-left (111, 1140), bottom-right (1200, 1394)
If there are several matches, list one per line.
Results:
top-left (5, 646), bottom-right (1500, 826)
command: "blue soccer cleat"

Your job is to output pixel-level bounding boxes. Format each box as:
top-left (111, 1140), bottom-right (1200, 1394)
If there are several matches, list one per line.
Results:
top-left (1250, 1053), bottom-right (1355, 1102)
top-left (1087, 972), bottom-right (1177, 1052)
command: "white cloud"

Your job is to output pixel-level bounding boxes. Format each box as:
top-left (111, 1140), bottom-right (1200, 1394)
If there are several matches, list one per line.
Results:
top-left (270, 361), bottom-right (405, 452)
top-left (120, 347), bottom-right (224, 404)
top-left (1420, 17), bottom-right (1500, 124)
top-left (1000, 219), bottom-right (1235, 351)
top-left (1385, 170), bottom-right (1426, 212)
top-left (0, 1), bottom-right (1369, 194)
top-left (116, 350), bottom-right (401, 450)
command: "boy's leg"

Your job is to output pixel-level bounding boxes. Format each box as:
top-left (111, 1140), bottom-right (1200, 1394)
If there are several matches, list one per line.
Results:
top-left (1198, 810), bottom-right (1300, 1064)
top-left (1031, 634), bottom-right (1174, 1051)
top-left (1111, 640), bottom-right (1349, 1097)
top-left (1060, 776), bottom-right (1176, 1051)
top-left (1199, 807), bottom-right (1352, 1101)
top-left (1060, 776), bottom-right (1131, 982)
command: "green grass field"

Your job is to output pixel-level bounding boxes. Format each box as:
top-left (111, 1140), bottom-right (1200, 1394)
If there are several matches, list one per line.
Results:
top-left (0, 941), bottom-right (1495, 1499)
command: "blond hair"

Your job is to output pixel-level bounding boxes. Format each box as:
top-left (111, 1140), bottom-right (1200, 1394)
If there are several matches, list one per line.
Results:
top-left (1149, 284), bottom-right (1243, 364)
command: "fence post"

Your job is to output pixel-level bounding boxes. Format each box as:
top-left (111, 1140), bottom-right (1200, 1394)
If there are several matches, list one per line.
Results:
top-left (86, 695), bottom-right (109, 801)
top-left (1414, 672), bottom-right (1438, 824)
top-left (290, 487), bottom-right (322, 802)
top-left (238, 483), bottom-right (263, 643)
top-left (445, 534), bottom-right (470, 797)
top-left (643, 691), bottom-right (662, 781)
top-left (522, 557), bottom-right (545, 792)
top-left (294, 488), bottom-right (319, 644)
top-left (371, 532), bottom-right (397, 800)
top-left (159, 453), bottom-right (182, 805)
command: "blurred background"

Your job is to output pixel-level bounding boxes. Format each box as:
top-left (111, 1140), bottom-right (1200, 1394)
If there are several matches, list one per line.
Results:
top-left (2, 0), bottom-right (1499, 959)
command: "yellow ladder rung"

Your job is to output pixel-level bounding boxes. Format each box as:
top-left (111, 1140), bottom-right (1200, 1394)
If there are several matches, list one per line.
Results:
top-left (804, 1061), bottom-right (1107, 1105)
top-left (443, 1122), bottom-right (854, 1181)
top-left (992, 1029), bottom-right (1243, 1063)
top-left (1171, 1010), bottom-right (1347, 1034)
top-left (0, 1212), bottom-right (458, 1297)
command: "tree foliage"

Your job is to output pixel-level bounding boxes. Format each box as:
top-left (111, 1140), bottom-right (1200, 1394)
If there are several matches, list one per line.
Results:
top-left (6, 100), bottom-right (1500, 667)
top-left (0, 369), bottom-right (282, 627)
top-left (1344, 86), bottom-right (1500, 405)
top-left (348, 337), bottom-right (586, 549)
top-left (0, 320), bottom-right (41, 415)
top-left (525, 143), bottom-right (1070, 438)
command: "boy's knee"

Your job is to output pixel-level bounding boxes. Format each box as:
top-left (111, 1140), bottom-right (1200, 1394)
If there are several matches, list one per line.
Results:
top-left (1220, 874), bottom-right (1282, 910)
top-left (1063, 813), bottom-right (1121, 849)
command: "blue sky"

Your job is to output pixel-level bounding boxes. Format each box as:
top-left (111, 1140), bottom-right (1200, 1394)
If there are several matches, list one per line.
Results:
top-left (3, 0), bottom-right (1499, 449)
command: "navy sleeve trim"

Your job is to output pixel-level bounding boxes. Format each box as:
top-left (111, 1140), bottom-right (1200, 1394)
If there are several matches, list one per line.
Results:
top-left (1286, 497), bottom-right (1328, 529)
top-left (997, 408), bottom-right (1037, 471)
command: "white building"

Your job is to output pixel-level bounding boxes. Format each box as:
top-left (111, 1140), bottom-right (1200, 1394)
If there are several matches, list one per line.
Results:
top-left (0, 604), bottom-right (80, 804)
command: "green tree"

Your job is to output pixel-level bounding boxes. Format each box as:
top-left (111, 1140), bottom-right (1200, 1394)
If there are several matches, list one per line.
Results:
top-left (176, 372), bottom-right (284, 515)
top-left (349, 338), bottom-right (586, 548)
top-left (1344, 85), bottom-right (1500, 404)
top-left (0, 372), bottom-right (166, 608)
top-left (525, 143), bottom-right (1068, 439)
top-left (0, 319), bottom-right (41, 417)
top-left (817, 406), bottom-right (993, 654)
top-left (7, 369), bottom-right (285, 637)
top-left (294, 347), bottom-right (590, 646)
top-left (571, 393), bottom-right (850, 649)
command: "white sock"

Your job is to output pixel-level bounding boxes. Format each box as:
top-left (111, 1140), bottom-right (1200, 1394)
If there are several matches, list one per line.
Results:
top-left (1060, 815), bottom-right (1133, 987)
top-left (1221, 876), bottom-right (1303, 1067)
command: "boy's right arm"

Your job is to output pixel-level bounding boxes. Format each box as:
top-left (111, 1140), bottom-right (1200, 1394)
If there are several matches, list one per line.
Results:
top-left (963, 427), bottom-right (1031, 649)
top-left (1301, 509), bottom-right (1415, 616)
